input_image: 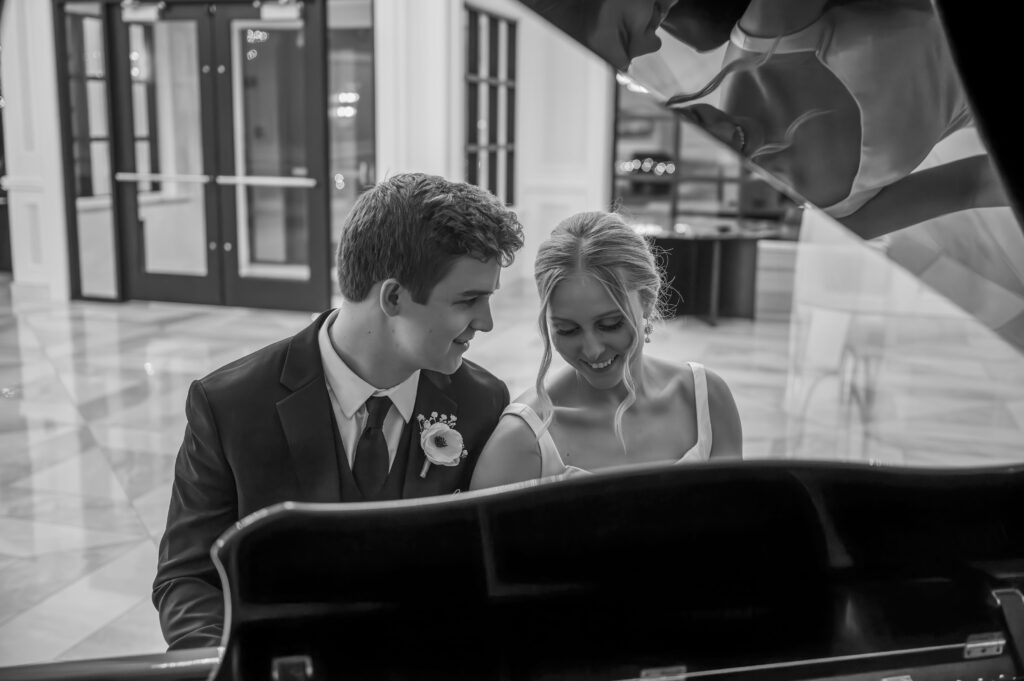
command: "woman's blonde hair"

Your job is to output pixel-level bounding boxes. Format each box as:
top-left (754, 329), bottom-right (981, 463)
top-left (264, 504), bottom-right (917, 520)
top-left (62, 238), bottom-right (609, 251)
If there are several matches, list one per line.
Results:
top-left (665, 37), bottom-right (831, 160)
top-left (533, 211), bottom-right (667, 453)
top-left (664, 37), bottom-right (780, 108)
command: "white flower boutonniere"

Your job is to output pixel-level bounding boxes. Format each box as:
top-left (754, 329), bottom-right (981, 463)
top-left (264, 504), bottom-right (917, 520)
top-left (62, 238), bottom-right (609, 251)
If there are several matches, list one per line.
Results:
top-left (416, 412), bottom-right (468, 478)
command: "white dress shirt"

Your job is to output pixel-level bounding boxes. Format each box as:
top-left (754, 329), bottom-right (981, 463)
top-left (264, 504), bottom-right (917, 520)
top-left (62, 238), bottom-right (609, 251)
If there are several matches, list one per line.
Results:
top-left (317, 308), bottom-right (420, 471)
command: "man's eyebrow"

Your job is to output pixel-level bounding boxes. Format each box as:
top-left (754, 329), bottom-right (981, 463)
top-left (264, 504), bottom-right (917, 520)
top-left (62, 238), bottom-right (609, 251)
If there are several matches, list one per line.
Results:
top-left (456, 289), bottom-right (495, 297)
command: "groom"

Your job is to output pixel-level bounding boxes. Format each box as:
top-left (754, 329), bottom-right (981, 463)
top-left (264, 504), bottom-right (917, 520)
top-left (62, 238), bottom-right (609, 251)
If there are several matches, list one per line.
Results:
top-left (153, 173), bottom-right (524, 650)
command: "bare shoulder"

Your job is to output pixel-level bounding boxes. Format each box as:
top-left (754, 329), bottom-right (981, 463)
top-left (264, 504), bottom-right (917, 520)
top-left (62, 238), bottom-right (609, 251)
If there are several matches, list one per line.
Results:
top-left (469, 402), bottom-right (544, 490)
top-left (702, 366), bottom-right (744, 460)
top-left (703, 366), bottom-right (735, 403)
top-left (510, 385), bottom-right (544, 413)
top-left (646, 356), bottom-right (696, 397)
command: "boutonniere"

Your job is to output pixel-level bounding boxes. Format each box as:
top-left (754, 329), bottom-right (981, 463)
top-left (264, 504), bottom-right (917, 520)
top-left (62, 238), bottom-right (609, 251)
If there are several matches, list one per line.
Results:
top-left (416, 412), bottom-right (468, 478)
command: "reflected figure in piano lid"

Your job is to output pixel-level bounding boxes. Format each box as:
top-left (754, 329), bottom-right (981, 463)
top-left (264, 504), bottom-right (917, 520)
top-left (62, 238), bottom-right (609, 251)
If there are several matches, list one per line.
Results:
top-left (662, 0), bottom-right (1010, 239)
top-left (520, 0), bottom-right (683, 71)
top-left (470, 211), bottom-right (742, 491)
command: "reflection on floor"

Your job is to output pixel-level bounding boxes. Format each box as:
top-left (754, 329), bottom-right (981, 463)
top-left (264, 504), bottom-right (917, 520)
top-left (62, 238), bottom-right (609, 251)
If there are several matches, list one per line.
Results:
top-left (2, 276), bottom-right (1023, 666)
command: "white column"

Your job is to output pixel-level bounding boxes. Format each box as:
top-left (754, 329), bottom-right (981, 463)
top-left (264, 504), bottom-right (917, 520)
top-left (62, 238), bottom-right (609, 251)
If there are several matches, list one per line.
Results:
top-left (374, 0), bottom-right (457, 179)
top-left (1, 0), bottom-right (71, 302)
top-left (373, 0), bottom-right (614, 290)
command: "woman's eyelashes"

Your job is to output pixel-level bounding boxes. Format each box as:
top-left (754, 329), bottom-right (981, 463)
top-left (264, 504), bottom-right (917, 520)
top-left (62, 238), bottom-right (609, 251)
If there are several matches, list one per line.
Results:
top-left (553, 318), bottom-right (626, 336)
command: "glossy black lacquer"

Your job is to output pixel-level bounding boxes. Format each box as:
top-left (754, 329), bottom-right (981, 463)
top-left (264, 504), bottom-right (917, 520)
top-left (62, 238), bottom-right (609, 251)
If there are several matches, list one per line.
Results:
top-left (205, 462), bottom-right (1024, 681)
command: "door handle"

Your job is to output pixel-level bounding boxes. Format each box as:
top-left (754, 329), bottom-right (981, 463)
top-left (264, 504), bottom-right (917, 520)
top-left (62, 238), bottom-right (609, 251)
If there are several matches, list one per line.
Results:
top-left (214, 175), bottom-right (316, 188)
top-left (114, 172), bottom-right (211, 183)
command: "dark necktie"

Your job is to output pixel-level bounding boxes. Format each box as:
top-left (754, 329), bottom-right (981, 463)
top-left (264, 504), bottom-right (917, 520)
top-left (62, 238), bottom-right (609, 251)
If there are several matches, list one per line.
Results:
top-left (352, 396), bottom-right (391, 499)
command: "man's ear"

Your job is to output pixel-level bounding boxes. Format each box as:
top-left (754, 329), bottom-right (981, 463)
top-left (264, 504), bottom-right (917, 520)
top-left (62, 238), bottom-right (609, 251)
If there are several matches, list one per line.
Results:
top-left (379, 279), bottom-right (403, 317)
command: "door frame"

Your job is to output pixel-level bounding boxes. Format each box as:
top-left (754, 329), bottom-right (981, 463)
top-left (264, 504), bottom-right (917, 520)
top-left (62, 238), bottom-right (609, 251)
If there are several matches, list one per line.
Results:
top-left (212, 1), bottom-right (330, 310)
top-left (110, 2), bottom-right (225, 305)
top-left (53, 0), bottom-right (331, 312)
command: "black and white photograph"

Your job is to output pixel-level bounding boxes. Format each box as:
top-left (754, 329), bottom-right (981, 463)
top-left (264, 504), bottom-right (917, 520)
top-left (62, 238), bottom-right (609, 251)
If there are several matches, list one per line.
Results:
top-left (0, 0), bottom-right (1022, 679)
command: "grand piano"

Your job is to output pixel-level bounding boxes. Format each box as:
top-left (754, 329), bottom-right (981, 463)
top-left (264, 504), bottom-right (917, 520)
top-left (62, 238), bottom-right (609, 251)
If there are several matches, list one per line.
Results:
top-left (5, 462), bottom-right (1023, 680)
top-left (209, 463), bottom-right (1024, 681)
top-left (2, 0), bottom-right (1023, 679)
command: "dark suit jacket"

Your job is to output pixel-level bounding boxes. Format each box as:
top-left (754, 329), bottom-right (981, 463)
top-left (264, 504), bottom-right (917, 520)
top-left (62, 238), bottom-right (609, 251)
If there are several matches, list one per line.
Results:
top-left (153, 310), bottom-right (509, 650)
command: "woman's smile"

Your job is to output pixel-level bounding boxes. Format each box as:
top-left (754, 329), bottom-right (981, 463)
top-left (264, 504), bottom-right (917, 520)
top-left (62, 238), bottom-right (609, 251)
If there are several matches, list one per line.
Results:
top-left (581, 355), bottom-right (620, 372)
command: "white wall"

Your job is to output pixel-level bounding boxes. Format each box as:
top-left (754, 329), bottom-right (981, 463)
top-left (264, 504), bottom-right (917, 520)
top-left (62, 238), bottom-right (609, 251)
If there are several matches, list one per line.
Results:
top-left (374, 0), bottom-right (458, 178)
top-left (374, 0), bottom-right (614, 288)
top-left (0, 0), bottom-right (71, 302)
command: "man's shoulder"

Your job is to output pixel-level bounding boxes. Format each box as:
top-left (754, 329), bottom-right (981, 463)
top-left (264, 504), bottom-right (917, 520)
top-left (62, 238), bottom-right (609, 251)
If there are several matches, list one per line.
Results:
top-left (199, 336), bottom-right (292, 388)
top-left (424, 359), bottom-right (509, 416)
top-left (448, 358), bottom-right (507, 394)
top-left (196, 312), bottom-right (326, 395)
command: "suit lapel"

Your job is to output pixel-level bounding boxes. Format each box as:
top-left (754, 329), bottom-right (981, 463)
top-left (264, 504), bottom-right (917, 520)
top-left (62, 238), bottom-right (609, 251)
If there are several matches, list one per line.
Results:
top-left (277, 311), bottom-right (342, 502)
top-left (402, 371), bottom-right (461, 498)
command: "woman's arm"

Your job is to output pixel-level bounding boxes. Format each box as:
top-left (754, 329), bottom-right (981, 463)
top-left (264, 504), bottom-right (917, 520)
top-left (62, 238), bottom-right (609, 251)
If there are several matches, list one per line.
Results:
top-left (469, 415), bottom-right (544, 490)
top-left (706, 369), bottom-right (744, 460)
top-left (839, 154), bottom-right (1009, 239)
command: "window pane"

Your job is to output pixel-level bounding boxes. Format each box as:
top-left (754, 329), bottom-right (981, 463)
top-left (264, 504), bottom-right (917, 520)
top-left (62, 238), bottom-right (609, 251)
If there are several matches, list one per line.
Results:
top-left (327, 0), bottom-right (376, 253)
top-left (135, 19), bottom-right (207, 278)
top-left (135, 141), bottom-right (152, 192)
top-left (86, 80), bottom-right (108, 138)
top-left (488, 83), bottom-right (498, 147)
top-left (507, 21), bottom-right (516, 81)
top-left (237, 186), bottom-right (310, 280)
top-left (238, 24), bottom-right (308, 177)
top-left (89, 140), bottom-right (110, 196)
top-left (141, 181), bottom-right (209, 277)
top-left (150, 21), bottom-right (204, 176)
top-left (80, 13), bottom-right (105, 78)
top-left (466, 8), bottom-right (479, 77)
top-left (128, 25), bottom-right (152, 82)
top-left (467, 80), bottom-right (479, 149)
top-left (506, 149), bottom-right (514, 204)
top-left (465, 7), bottom-right (515, 203)
top-left (132, 82), bottom-right (150, 137)
top-left (488, 15), bottom-right (499, 79)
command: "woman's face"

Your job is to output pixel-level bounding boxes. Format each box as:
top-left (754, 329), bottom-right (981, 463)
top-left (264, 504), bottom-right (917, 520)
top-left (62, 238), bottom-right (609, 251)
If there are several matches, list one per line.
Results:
top-left (679, 103), bottom-right (748, 153)
top-left (547, 273), bottom-right (642, 391)
top-left (588, 0), bottom-right (680, 70)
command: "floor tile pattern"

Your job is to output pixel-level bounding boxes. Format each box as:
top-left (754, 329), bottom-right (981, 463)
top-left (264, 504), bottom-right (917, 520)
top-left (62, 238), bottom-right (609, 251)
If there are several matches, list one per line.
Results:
top-left (1, 273), bottom-right (1023, 666)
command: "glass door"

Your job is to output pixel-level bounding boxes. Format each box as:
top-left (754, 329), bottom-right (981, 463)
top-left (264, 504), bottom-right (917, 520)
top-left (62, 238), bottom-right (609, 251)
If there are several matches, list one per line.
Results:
top-left (215, 3), bottom-right (327, 309)
top-left (113, 4), bottom-right (221, 304)
top-left (112, 2), bottom-right (329, 311)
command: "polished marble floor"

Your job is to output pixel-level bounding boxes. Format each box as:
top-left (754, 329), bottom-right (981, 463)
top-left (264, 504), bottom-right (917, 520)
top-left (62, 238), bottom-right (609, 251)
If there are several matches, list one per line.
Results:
top-left (1, 272), bottom-right (1023, 667)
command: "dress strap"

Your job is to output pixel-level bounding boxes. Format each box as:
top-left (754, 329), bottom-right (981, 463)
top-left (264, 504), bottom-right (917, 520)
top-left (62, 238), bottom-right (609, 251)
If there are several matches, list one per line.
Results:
top-left (501, 403), bottom-right (570, 477)
top-left (682, 362), bottom-right (714, 462)
top-left (729, 12), bottom-right (834, 56)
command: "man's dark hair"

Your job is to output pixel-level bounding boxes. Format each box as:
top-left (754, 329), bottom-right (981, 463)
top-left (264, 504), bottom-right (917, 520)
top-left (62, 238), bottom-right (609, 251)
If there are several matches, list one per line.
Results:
top-left (336, 173), bottom-right (525, 303)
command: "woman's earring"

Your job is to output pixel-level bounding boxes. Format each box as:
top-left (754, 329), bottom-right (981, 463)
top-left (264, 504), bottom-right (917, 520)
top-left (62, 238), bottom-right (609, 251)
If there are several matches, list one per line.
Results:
top-left (643, 318), bottom-right (653, 344)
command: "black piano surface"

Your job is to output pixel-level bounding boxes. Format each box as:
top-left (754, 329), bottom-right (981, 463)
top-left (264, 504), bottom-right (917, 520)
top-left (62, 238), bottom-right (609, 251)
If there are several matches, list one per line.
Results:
top-left (205, 461), bottom-right (1023, 681)
top-left (2, 461), bottom-right (1022, 681)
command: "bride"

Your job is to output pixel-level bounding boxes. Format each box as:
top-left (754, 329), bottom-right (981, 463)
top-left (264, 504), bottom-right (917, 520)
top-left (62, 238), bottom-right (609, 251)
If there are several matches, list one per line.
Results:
top-left (470, 211), bottom-right (742, 490)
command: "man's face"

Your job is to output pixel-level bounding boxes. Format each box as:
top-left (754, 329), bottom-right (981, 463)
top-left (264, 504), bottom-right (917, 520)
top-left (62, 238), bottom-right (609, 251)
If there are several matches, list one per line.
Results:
top-left (589, 0), bottom-right (680, 70)
top-left (392, 256), bottom-right (501, 375)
